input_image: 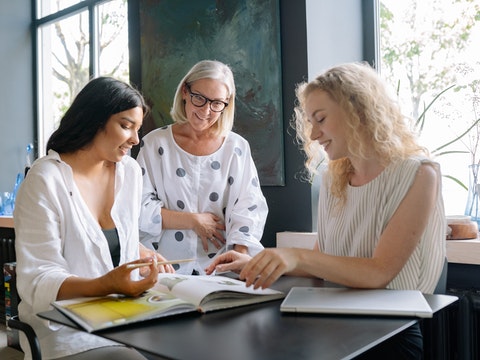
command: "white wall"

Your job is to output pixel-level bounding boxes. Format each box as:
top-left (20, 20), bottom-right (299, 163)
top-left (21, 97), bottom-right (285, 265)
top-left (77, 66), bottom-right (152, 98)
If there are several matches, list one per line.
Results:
top-left (0, 1), bottom-right (34, 194)
top-left (306, 0), bottom-right (363, 80)
top-left (305, 0), bottom-right (364, 229)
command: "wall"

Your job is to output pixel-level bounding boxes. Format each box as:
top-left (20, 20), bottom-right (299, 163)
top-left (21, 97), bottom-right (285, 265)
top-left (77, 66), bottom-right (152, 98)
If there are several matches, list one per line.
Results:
top-left (305, 0), bottom-right (367, 230)
top-left (259, 0), bottom-right (312, 247)
top-left (0, 1), bottom-right (34, 195)
top-left (307, 0), bottom-right (364, 79)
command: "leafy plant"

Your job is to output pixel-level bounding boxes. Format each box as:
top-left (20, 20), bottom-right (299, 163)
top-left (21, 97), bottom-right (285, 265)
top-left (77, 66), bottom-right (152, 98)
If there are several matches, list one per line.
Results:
top-left (409, 83), bottom-right (480, 191)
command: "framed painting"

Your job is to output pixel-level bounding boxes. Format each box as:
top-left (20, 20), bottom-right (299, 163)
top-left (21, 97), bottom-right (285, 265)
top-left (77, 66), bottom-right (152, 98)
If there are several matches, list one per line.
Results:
top-left (139, 0), bottom-right (284, 186)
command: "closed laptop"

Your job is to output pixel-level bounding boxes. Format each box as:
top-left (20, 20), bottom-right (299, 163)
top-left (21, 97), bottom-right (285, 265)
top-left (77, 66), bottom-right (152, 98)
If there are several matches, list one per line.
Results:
top-left (280, 287), bottom-right (433, 318)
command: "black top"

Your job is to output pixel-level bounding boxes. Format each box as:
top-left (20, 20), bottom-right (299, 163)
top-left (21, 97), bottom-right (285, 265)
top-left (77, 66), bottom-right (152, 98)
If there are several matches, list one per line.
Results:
top-left (102, 228), bottom-right (120, 267)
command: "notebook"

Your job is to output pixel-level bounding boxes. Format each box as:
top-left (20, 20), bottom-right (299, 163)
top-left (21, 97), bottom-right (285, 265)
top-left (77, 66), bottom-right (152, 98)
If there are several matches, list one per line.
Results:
top-left (280, 287), bottom-right (433, 318)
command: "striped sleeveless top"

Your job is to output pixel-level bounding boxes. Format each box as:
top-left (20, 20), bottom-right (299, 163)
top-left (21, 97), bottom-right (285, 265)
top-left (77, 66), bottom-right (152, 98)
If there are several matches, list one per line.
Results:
top-left (317, 157), bottom-right (446, 294)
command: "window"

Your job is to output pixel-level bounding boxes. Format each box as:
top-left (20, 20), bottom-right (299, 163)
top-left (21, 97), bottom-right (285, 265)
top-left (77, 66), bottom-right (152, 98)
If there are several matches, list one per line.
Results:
top-left (34, 0), bottom-right (129, 156)
top-left (378, 0), bottom-right (480, 215)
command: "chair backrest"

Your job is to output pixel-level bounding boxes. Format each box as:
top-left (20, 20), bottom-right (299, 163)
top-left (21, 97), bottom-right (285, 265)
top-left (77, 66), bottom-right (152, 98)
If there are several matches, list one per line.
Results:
top-left (7, 315), bottom-right (42, 360)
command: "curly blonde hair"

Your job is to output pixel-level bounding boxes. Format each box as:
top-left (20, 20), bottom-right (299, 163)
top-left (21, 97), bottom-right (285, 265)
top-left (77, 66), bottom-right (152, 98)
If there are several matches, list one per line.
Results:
top-left (292, 62), bottom-right (428, 201)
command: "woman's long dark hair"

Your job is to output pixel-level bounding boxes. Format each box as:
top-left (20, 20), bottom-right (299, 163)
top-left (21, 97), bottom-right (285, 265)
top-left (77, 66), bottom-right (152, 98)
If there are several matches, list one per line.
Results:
top-left (47, 77), bottom-right (148, 153)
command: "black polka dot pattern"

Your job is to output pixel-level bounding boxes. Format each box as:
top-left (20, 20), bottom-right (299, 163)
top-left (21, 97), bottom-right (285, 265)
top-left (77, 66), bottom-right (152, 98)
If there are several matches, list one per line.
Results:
top-left (176, 168), bottom-right (186, 177)
top-left (138, 127), bottom-right (268, 275)
top-left (175, 232), bottom-right (184, 241)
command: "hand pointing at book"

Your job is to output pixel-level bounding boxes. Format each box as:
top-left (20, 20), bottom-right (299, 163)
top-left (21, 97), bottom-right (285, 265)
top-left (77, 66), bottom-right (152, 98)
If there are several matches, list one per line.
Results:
top-left (205, 250), bottom-right (251, 275)
top-left (205, 248), bottom-right (300, 290)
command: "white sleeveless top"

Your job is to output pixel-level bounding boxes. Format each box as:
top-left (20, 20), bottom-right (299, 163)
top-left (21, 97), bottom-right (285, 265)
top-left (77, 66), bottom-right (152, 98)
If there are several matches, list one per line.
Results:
top-left (317, 157), bottom-right (446, 294)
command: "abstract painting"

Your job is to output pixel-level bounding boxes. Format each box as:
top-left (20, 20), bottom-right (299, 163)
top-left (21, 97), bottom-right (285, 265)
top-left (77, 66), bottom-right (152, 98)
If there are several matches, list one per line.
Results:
top-left (139, 0), bottom-right (284, 185)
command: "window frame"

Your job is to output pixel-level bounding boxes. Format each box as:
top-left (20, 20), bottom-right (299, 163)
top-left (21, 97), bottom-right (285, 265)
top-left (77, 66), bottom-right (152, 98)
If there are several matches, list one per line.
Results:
top-left (32, 0), bottom-right (119, 156)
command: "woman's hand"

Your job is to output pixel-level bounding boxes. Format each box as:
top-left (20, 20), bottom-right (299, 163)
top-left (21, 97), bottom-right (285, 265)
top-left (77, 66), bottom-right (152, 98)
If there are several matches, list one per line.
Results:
top-left (103, 258), bottom-right (160, 297)
top-left (161, 208), bottom-right (226, 252)
top-left (239, 248), bottom-right (300, 289)
top-left (192, 212), bottom-right (226, 251)
top-left (58, 257), bottom-right (161, 300)
top-left (205, 250), bottom-right (251, 275)
top-left (139, 243), bottom-right (175, 274)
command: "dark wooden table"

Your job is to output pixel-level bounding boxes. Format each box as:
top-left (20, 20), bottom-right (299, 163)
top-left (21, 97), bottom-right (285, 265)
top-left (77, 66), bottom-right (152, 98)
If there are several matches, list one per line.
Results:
top-left (40, 276), bottom-right (457, 360)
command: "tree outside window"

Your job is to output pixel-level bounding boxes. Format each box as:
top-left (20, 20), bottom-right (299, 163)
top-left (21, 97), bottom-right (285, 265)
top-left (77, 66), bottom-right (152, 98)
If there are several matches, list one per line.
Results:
top-left (379, 0), bottom-right (480, 215)
top-left (36, 0), bottom-right (129, 156)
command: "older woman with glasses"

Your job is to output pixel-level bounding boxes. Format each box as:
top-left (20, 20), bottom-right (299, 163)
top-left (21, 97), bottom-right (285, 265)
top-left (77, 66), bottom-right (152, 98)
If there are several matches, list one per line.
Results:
top-left (136, 60), bottom-right (268, 275)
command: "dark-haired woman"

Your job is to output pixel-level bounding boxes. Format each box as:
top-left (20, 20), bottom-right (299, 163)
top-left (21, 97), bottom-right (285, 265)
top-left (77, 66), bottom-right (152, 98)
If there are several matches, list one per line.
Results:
top-left (14, 77), bottom-right (173, 360)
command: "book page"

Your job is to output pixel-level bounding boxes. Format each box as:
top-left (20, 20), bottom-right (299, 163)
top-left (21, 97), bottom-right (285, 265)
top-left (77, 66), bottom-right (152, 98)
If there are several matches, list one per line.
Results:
top-left (52, 288), bottom-right (195, 332)
top-left (154, 274), bottom-right (284, 311)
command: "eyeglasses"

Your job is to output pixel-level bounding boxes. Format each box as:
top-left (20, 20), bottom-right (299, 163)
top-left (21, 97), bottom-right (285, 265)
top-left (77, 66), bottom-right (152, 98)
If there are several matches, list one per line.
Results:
top-left (185, 84), bottom-right (229, 112)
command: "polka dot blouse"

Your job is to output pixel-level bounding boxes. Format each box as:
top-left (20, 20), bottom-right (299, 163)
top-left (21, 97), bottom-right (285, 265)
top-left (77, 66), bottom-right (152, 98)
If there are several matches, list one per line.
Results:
top-left (136, 125), bottom-right (268, 274)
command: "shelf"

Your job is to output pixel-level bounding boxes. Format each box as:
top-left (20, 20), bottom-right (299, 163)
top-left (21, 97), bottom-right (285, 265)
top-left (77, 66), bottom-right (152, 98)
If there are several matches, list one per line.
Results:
top-left (0, 216), bottom-right (14, 229)
top-left (446, 238), bottom-right (480, 265)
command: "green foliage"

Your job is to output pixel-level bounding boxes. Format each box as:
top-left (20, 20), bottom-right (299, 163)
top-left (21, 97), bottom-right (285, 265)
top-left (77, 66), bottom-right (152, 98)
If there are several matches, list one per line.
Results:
top-left (414, 84), bottom-right (480, 191)
top-left (415, 85), bottom-right (455, 133)
top-left (381, 0), bottom-right (480, 195)
top-left (380, 0), bottom-right (480, 120)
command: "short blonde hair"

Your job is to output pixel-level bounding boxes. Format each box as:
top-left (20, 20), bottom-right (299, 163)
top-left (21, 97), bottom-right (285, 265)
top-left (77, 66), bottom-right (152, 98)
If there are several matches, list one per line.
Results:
top-left (292, 62), bottom-right (428, 200)
top-left (170, 60), bottom-right (236, 136)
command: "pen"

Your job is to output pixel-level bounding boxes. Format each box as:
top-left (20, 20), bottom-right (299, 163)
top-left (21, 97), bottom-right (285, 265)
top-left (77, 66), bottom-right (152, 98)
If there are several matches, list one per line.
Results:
top-left (126, 258), bottom-right (196, 269)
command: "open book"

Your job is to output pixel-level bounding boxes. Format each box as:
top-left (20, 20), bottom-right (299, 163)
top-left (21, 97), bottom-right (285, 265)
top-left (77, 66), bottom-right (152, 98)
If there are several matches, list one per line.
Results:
top-left (51, 273), bottom-right (284, 332)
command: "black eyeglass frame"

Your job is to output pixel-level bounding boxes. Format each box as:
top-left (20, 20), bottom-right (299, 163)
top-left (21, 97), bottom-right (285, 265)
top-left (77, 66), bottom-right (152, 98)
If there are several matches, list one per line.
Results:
top-left (185, 83), bottom-right (229, 112)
